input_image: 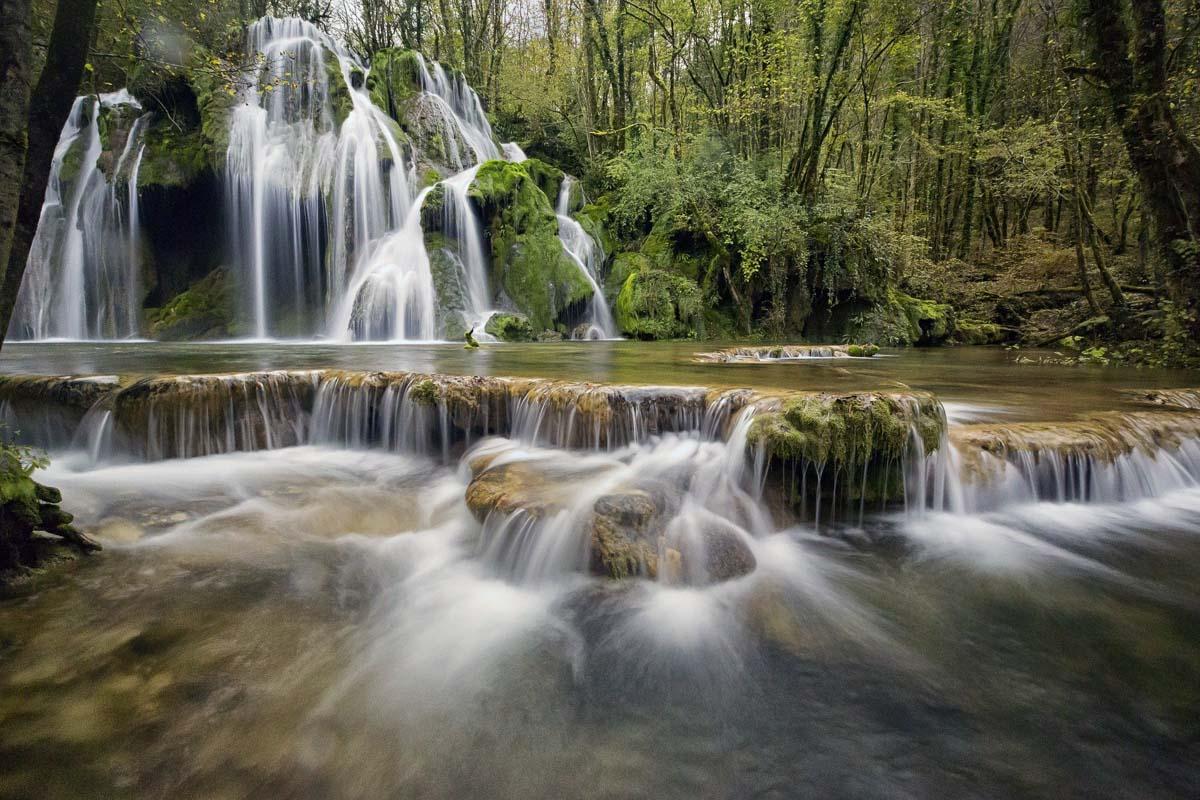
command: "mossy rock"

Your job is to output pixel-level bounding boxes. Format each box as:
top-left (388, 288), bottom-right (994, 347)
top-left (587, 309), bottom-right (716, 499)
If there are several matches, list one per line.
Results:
top-left (748, 391), bottom-right (945, 507)
top-left (367, 47), bottom-right (423, 120)
top-left (846, 344), bottom-right (880, 357)
top-left (574, 200), bottom-right (614, 256)
top-left (187, 49), bottom-right (239, 166)
top-left (605, 252), bottom-right (648, 303)
top-left (324, 55), bottom-right (356, 128)
top-left (469, 160), bottom-right (592, 329)
top-left (521, 158), bottom-right (565, 207)
top-left (954, 319), bottom-right (1005, 345)
top-left (641, 212), bottom-right (704, 282)
top-left (425, 235), bottom-right (469, 338)
top-left (145, 268), bottom-right (233, 340)
top-left (615, 266), bottom-right (703, 340)
top-left (137, 115), bottom-right (210, 190)
top-left (748, 393), bottom-right (945, 508)
top-left (484, 312), bottom-right (534, 341)
top-left (893, 290), bottom-right (955, 345)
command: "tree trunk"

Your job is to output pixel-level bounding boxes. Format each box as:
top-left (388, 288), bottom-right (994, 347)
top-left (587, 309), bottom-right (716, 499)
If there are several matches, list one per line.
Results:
top-left (1081, 0), bottom-right (1200, 333)
top-left (0, 0), bottom-right (99, 349)
top-left (0, 0), bottom-right (33, 276)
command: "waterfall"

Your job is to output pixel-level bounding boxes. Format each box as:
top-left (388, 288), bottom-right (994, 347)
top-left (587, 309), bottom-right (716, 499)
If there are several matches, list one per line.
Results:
top-left (330, 188), bottom-right (438, 341)
top-left (440, 166), bottom-right (493, 326)
top-left (414, 55), bottom-right (501, 166)
top-left (15, 16), bottom-right (569, 343)
top-left (555, 177), bottom-right (616, 339)
top-left (226, 16), bottom-right (413, 339)
top-left (11, 92), bottom-right (148, 340)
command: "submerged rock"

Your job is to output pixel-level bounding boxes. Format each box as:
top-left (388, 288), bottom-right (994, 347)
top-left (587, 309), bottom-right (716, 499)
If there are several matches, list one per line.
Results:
top-left (694, 344), bottom-right (870, 363)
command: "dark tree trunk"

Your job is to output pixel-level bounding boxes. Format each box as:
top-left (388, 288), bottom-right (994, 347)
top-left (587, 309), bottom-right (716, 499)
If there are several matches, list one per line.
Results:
top-left (0, 0), bottom-right (98, 349)
top-left (0, 0), bottom-right (33, 276)
top-left (1081, 0), bottom-right (1200, 334)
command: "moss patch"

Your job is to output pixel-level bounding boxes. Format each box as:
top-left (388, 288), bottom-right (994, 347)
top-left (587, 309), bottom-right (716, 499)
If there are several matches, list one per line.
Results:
top-left (145, 268), bottom-right (233, 340)
top-left (367, 48), bottom-right (423, 122)
top-left (522, 158), bottom-right (565, 206)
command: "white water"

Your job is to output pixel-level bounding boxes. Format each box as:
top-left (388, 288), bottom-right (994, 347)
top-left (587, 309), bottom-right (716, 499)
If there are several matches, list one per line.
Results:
top-left (15, 17), bottom-right (610, 343)
top-left (226, 17), bottom-right (415, 339)
top-left (555, 177), bottom-right (616, 339)
top-left (12, 93), bottom-right (148, 340)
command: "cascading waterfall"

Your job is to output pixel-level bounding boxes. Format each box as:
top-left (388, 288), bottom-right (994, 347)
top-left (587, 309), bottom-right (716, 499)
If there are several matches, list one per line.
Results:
top-left (15, 15), bottom-right (570, 343)
top-left (414, 55), bottom-right (501, 167)
top-left (11, 92), bottom-right (149, 341)
top-left (440, 165), bottom-right (495, 330)
top-left (556, 177), bottom-right (616, 339)
top-left (226, 16), bottom-right (414, 339)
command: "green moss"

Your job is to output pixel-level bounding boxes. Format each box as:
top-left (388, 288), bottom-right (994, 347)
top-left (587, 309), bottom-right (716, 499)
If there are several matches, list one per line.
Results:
top-left (469, 160), bottom-right (592, 329)
top-left (853, 289), bottom-right (956, 346)
top-left (846, 344), bottom-right (880, 357)
top-left (137, 116), bottom-right (209, 189)
top-left (605, 252), bottom-right (648, 302)
top-left (750, 392), bottom-right (944, 469)
top-left (367, 48), bottom-right (423, 121)
top-left (614, 267), bottom-right (703, 340)
top-left (187, 51), bottom-right (238, 166)
top-left (57, 134), bottom-right (89, 186)
top-left (484, 312), bottom-right (534, 341)
top-left (325, 56), bottom-right (355, 128)
top-left (575, 200), bottom-right (615, 256)
top-left (955, 319), bottom-right (1005, 345)
top-left (410, 379), bottom-right (439, 405)
top-left (748, 392), bottom-right (945, 507)
top-left (641, 213), bottom-right (703, 282)
top-left (522, 158), bottom-right (565, 205)
top-left (145, 268), bottom-right (233, 340)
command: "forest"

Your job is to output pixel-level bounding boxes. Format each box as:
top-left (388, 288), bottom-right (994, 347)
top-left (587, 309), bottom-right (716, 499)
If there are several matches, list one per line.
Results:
top-left (0, 0), bottom-right (1197, 359)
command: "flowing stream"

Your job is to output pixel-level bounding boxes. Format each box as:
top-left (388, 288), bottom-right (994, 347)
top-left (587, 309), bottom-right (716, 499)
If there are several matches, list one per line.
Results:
top-left (0, 345), bottom-right (1198, 798)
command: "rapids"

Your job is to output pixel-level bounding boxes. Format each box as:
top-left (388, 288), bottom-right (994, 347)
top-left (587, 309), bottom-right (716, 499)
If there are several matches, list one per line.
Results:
top-left (1, 344), bottom-right (1199, 798)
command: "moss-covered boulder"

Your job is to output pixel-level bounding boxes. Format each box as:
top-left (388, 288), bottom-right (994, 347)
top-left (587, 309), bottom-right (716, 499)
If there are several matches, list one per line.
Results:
top-left (424, 235), bottom-right (470, 339)
top-left (469, 160), bottom-right (592, 330)
top-left (954, 318), bottom-right (1005, 345)
top-left (614, 264), bottom-right (703, 340)
top-left (366, 47), bottom-right (423, 121)
top-left (485, 312), bottom-right (534, 341)
top-left (145, 268), bottom-right (233, 340)
top-left (0, 446), bottom-right (99, 580)
top-left (522, 158), bottom-right (565, 207)
top-left (574, 199), bottom-right (614, 256)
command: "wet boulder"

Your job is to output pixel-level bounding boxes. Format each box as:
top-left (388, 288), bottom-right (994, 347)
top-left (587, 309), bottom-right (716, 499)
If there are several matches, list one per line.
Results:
top-left (588, 491), bottom-right (660, 579)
